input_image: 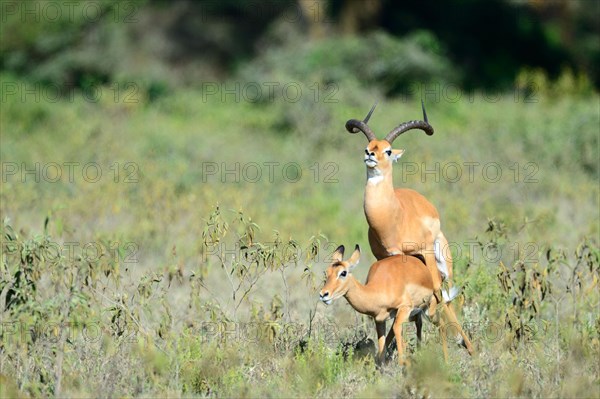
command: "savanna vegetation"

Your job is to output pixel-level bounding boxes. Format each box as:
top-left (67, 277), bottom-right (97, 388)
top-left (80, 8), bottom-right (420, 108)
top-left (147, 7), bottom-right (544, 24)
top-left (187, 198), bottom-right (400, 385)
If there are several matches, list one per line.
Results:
top-left (1, 1), bottom-right (599, 397)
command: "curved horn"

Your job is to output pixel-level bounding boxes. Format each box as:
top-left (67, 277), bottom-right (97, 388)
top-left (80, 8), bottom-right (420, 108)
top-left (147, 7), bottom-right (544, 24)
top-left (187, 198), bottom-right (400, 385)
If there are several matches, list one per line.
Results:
top-left (345, 102), bottom-right (378, 142)
top-left (384, 100), bottom-right (434, 144)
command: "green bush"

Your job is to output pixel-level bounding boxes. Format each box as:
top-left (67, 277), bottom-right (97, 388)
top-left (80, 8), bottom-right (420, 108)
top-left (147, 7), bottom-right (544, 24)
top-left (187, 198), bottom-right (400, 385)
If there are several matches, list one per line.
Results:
top-left (238, 30), bottom-right (459, 97)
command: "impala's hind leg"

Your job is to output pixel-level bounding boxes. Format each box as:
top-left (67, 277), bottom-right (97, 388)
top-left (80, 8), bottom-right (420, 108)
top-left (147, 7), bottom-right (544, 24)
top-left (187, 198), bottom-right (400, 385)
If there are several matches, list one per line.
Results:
top-left (414, 313), bottom-right (423, 346)
top-left (435, 233), bottom-right (472, 350)
top-left (393, 307), bottom-right (413, 366)
top-left (426, 294), bottom-right (449, 362)
top-left (440, 302), bottom-right (474, 355)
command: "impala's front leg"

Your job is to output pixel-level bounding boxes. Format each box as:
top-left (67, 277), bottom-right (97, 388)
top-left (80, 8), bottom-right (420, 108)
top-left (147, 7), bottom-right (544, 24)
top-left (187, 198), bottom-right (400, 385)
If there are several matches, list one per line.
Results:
top-left (375, 320), bottom-right (387, 364)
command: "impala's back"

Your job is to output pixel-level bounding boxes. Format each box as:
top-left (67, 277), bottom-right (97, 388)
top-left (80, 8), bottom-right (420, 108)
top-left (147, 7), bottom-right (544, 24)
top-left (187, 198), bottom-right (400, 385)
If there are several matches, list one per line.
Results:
top-left (365, 254), bottom-right (434, 312)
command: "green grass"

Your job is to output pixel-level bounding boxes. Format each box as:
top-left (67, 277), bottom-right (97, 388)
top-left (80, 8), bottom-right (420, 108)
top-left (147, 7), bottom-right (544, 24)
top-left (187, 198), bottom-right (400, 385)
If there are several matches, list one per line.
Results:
top-left (1, 72), bottom-right (599, 397)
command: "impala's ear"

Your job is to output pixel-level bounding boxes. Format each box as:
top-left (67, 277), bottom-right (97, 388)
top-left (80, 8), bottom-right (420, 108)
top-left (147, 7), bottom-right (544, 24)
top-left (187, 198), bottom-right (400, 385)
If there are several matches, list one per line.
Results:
top-left (391, 149), bottom-right (405, 162)
top-left (332, 245), bottom-right (345, 263)
top-left (347, 244), bottom-right (361, 269)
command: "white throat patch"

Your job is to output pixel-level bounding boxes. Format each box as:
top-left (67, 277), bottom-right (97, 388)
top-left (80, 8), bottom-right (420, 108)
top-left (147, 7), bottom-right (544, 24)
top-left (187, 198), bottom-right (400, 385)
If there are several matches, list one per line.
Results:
top-left (366, 168), bottom-right (384, 185)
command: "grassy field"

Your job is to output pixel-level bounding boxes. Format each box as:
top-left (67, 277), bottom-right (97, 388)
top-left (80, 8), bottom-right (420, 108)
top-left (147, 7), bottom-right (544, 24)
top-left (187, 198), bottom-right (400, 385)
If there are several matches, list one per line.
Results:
top-left (1, 71), bottom-right (599, 397)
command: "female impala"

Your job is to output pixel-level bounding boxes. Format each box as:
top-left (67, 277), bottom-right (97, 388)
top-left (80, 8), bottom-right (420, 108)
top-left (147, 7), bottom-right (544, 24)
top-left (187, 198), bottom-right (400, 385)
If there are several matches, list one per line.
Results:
top-left (345, 102), bottom-right (474, 354)
top-left (319, 244), bottom-right (462, 365)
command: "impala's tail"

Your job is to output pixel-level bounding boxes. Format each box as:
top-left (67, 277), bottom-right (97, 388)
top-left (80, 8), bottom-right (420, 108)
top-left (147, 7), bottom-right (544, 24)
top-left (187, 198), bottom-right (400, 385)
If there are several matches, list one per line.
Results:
top-left (442, 286), bottom-right (460, 303)
top-left (434, 237), bottom-right (450, 281)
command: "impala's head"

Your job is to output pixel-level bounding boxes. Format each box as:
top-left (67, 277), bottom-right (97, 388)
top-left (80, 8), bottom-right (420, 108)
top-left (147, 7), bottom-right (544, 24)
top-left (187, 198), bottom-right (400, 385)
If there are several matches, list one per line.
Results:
top-left (363, 140), bottom-right (405, 170)
top-left (319, 244), bottom-right (361, 305)
top-left (345, 101), bottom-right (434, 171)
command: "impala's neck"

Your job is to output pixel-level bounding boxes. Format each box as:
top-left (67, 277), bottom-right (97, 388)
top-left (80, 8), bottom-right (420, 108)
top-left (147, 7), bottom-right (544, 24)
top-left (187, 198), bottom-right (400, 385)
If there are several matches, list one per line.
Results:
top-left (344, 277), bottom-right (379, 316)
top-left (365, 165), bottom-right (396, 189)
top-left (364, 166), bottom-right (401, 226)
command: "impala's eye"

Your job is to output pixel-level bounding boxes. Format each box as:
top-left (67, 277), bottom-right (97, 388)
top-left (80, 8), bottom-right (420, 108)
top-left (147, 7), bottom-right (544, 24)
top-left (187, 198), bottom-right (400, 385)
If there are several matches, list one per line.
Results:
top-left (385, 150), bottom-right (392, 156)
top-left (339, 270), bottom-right (347, 278)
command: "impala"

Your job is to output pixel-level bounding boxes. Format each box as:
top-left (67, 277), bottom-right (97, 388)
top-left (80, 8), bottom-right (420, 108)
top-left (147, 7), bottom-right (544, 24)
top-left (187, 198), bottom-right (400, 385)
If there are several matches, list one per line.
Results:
top-left (319, 245), bottom-right (464, 365)
top-left (345, 102), bottom-right (474, 354)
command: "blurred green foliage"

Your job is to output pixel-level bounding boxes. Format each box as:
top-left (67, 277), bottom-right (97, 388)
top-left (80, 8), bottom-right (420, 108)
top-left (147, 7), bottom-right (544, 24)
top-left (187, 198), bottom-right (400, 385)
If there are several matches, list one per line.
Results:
top-left (376, 0), bottom-right (599, 89)
top-left (1, 0), bottom-right (597, 91)
top-left (239, 30), bottom-right (458, 97)
top-left (1, 0), bottom-right (131, 86)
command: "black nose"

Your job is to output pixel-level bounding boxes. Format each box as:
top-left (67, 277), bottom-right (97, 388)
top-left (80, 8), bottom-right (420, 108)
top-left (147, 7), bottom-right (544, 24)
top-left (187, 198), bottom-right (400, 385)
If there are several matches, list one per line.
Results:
top-left (320, 291), bottom-right (329, 298)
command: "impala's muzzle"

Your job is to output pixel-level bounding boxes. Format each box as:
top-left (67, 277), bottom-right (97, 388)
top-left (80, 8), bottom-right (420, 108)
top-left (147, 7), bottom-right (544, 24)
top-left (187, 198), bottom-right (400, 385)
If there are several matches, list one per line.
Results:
top-left (364, 156), bottom-right (377, 168)
top-left (319, 291), bottom-right (333, 305)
